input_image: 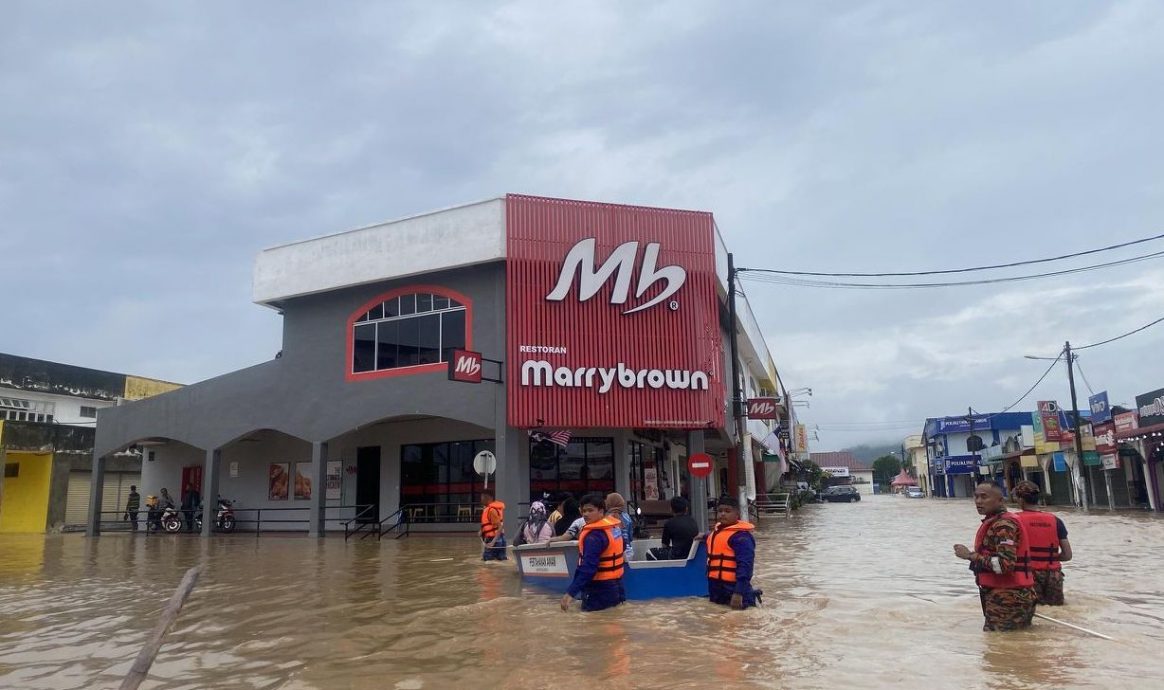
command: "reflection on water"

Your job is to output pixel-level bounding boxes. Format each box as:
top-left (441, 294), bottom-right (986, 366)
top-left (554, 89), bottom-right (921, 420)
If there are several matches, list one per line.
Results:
top-left (1, 499), bottom-right (1162, 689)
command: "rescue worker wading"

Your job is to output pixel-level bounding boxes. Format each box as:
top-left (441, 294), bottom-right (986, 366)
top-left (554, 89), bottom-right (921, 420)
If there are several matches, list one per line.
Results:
top-left (1014, 480), bottom-right (1072, 605)
top-left (560, 493), bottom-right (626, 612)
top-left (479, 490), bottom-right (507, 561)
top-left (954, 482), bottom-right (1037, 631)
top-left (706, 496), bottom-right (760, 610)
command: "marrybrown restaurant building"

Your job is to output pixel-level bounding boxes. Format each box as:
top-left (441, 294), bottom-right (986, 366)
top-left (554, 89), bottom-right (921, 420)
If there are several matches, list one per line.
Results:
top-left (88, 195), bottom-right (787, 537)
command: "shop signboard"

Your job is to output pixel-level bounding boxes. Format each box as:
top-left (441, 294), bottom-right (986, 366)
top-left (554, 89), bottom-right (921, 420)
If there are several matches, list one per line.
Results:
top-left (1083, 451), bottom-right (1102, 467)
top-left (505, 194), bottom-right (724, 429)
top-left (936, 417), bottom-right (992, 433)
top-left (1052, 452), bottom-right (1067, 472)
top-left (746, 397), bottom-right (780, 420)
top-left (1136, 386), bottom-right (1164, 428)
top-left (794, 423), bottom-right (809, 453)
top-left (1114, 411), bottom-right (1139, 434)
top-left (1101, 454), bottom-right (1120, 470)
top-left (1089, 391), bottom-right (1112, 424)
top-left (1081, 424), bottom-right (1096, 452)
top-left (1093, 421), bottom-right (1117, 455)
top-left (1038, 401), bottom-right (1064, 442)
top-left (943, 455), bottom-right (978, 475)
top-left (821, 466), bottom-right (850, 478)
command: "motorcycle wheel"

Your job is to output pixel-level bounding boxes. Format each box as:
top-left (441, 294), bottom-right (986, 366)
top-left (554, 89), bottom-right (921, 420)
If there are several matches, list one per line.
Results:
top-left (162, 517), bottom-right (182, 533)
top-left (220, 517), bottom-right (236, 533)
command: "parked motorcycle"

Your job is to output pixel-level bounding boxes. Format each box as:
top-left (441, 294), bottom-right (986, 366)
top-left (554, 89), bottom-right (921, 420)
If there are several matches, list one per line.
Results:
top-left (160, 505), bottom-right (183, 533)
top-left (193, 498), bottom-right (237, 533)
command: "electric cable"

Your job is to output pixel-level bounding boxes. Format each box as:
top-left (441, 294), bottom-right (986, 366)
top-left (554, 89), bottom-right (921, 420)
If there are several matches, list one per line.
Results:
top-left (1073, 357), bottom-right (1096, 397)
top-left (1072, 315), bottom-right (1164, 350)
top-left (966, 352), bottom-right (1064, 422)
top-left (738, 249), bottom-right (1164, 289)
top-left (737, 231), bottom-right (1164, 278)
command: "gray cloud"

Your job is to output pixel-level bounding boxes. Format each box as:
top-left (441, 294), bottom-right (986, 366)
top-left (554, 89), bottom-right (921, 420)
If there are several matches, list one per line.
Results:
top-left (3, 2), bottom-right (1163, 448)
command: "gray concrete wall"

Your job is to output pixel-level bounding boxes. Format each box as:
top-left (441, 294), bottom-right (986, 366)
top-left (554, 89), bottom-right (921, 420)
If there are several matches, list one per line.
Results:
top-left (94, 262), bottom-right (506, 458)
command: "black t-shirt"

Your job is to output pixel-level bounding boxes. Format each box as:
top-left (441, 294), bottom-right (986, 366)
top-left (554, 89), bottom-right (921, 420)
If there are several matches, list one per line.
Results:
top-left (661, 514), bottom-right (699, 559)
top-left (1054, 516), bottom-right (1068, 540)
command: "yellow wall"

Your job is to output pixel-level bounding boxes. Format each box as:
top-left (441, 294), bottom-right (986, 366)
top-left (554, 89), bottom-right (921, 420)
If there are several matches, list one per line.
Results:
top-left (123, 375), bottom-right (182, 401)
top-left (0, 451), bottom-right (53, 533)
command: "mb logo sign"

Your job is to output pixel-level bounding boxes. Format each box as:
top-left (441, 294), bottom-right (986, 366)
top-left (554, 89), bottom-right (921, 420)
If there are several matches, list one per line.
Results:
top-left (746, 397), bottom-right (780, 420)
top-left (448, 349), bottom-right (483, 384)
top-left (546, 238), bottom-right (686, 315)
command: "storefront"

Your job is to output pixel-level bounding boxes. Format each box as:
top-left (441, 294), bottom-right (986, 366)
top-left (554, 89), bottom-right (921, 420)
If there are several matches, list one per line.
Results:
top-left (88, 194), bottom-right (783, 535)
top-left (1116, 388), bottom-right (1164, 512)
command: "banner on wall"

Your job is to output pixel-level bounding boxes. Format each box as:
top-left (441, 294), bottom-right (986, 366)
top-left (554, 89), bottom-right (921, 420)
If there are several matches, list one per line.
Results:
top-left (1052, 452), bottom-right (1067, 472)
top-left (326, 460), bottom-right (342, 501)
top-left (1089, 391), bottom-right (1112, 424)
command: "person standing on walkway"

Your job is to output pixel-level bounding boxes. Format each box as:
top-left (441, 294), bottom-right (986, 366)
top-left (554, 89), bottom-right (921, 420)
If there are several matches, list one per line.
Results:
top-left (560, 493), bottom-right (625, 612)
top-left (1014, 480), bottom-right (1072, 605)
top-left (181, 483), bottom-right (200, 532)
top-left (954, 482), bottom-right (1036, 631)
top-left (125, 485), bottom-right (141, 531)
top-left (479, 490), bottom-right (507, 561)
top-left (706, 496), bottom-right (760, 610)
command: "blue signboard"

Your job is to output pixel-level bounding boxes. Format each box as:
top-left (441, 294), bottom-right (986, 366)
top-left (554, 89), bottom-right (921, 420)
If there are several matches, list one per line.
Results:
top-left (1053, 452), bottom-right (1067, 472)
top-left (1089, 391), bottom-right (1112, 424)
top-left (943, 455), bottom-right (979, 475)
top-left (936, 417), bottom-right (992, 433)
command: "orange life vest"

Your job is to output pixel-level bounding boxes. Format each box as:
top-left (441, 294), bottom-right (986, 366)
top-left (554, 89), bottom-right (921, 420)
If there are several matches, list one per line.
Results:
top-left (973, 511), bottom-right (1034, 589)
top-left (1016, 510), bottom-right (1062, 571)
top-left (577, 516), bottom-right (625, 581)
top-left (706, 520), bottom-right (755, 583)
top-left (480, 500), bottom-right (505, 540)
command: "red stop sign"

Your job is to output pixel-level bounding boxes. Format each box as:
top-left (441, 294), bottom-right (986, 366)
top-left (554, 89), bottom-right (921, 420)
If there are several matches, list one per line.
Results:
top-left (688, 452), bottom-right (713, 478)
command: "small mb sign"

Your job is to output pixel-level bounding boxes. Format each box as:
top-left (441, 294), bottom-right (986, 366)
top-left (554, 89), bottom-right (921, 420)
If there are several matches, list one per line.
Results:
top-left (449, 349), bottom-right (483, 383)
top-left (747, 397), bottom-right (780, 420)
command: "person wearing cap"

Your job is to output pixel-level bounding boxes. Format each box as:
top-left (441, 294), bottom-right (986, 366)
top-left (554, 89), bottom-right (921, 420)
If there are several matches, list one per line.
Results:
top-left (706, 496), bottom-right (760, 610)
top-left (1013, 480), bottom-right (1072, 605)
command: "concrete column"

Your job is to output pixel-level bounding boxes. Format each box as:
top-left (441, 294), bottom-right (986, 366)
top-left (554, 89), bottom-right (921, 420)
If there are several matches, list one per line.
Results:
top-left (614, 430), bottom-right (631, 500)
top-left (492, 377), bottom-right (524, 538)
top-left (200, 449), bottom-right (221, 538)
top-left (1104, 469), bottom-right (1115, 511)
top-left (309, 442), bottom-right (328, 537)
top-left (687, 430), bottom-right (709, 534)
top-left (85, 453), bottom-right (107, 537)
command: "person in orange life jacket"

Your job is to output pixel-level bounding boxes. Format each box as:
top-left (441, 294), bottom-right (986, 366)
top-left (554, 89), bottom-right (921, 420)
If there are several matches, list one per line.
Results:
top-left (954, 482), bottom-right (1037, 631)
top-left (560, 493), bottom-right (626, 612)
top-left (706, 496), bottom-right (760, 610)
top-left (479, 490), bottom-right (507, 561)
top-left (1014, 480), bottom-right (1072, 605)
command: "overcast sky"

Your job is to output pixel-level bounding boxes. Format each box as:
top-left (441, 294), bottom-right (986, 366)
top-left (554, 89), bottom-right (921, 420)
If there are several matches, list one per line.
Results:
top-left (3, 2), bottom-right (1163, 450)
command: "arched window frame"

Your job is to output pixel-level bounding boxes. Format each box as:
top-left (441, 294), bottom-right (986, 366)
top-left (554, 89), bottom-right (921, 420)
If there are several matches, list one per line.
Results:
top-left (345, 284), bottom-right (473, 382)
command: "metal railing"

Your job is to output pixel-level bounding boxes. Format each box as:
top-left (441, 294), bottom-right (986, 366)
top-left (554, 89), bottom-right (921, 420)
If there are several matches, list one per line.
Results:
top-left (342, 504), bottom-right (380, 541)
top-left (753, 492), bottom-right (791, 518)
top-left (377, 508), bottom-right (409, 541)
top-left (89, 505), bottom-right (373, 535)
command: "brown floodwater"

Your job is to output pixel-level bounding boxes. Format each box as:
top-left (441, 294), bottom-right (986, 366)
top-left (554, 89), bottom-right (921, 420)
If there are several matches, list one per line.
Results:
top-left (1, 497), bottom-right (1162, 689)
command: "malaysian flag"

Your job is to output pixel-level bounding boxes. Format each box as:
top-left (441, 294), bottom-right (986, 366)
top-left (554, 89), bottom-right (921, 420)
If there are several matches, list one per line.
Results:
top-left (529, 429), bottom-right (572, 448)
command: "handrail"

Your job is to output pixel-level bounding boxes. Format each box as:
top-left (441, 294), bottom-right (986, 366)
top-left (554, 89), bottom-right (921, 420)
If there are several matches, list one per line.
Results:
top-left (89, 505), bottom-right (373, 535)
top-left (343, 504), bottom-right (379, 541)
top-left (377, 507), bottom-right (408, 541)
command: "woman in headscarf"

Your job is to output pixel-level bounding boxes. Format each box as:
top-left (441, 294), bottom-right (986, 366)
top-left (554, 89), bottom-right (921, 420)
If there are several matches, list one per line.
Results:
top-left (604, 492), bottom-right (635, 561)
top-left (521, 500), bottom-right (555, 544)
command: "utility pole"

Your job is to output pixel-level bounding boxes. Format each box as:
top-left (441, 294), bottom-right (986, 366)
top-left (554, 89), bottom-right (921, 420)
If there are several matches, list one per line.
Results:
top-left (1064, 341), bottom-right (1089, 511)
top-left (727, 253), bottom-right (748, 513)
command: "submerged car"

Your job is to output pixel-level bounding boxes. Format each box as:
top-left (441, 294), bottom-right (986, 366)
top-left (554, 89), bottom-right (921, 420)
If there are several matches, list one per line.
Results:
top-left (904, 486), bottom-right (925, 498)
top-left (822, 485), bottom-right (861, 503)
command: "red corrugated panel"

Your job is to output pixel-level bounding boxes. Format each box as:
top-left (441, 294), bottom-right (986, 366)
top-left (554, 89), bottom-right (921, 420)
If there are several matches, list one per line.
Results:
top-left (506, 194), bottom-right (725, 430)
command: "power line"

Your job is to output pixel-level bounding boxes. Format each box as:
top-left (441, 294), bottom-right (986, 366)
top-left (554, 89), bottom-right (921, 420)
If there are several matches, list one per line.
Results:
top-left (971, 352), bottom-right (1064, 422)
top-left (738, 249), bottom-right (1164, 289)
top-left (738, 231), bottom-right (1164, 278)
top-left (1074, 357), bottom-right (1096, 396)
top-left (1073, 315), bottom-right (1164, 350)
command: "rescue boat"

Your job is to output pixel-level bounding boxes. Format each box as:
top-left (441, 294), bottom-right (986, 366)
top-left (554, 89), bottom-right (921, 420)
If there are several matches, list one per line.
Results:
top-left (511, 537), bottom-right (708, 600)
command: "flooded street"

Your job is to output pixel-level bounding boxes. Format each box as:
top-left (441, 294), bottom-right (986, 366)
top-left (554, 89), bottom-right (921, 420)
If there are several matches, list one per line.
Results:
top-left (2, 497), bottom-right (1162, 690)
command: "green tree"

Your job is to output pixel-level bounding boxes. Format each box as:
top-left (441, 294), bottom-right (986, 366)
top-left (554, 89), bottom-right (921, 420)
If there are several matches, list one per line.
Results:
top-left (872, 454), bottom-right (902, 486)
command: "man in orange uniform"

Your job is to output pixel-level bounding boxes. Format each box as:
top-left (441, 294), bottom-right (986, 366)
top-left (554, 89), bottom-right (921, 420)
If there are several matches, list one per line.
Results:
top-left (560, 493), bottom-right (625, 612)
top-left (706, 496), bottom-right (760, 610)
top-left (479, 490), bottom-right (507, 561)
top-left (1014, 480), bottom-right (1072, 605)
top-left (954, 482), bottom-right (1036, 631)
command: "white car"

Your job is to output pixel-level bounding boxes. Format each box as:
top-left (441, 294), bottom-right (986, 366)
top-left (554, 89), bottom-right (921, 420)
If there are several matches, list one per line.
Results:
top-left (904, 486), bottom-right (925, 498)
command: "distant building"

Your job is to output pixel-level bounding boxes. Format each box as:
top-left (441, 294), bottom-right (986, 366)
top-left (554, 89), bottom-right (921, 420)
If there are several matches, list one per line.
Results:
top-left (0, 353), bottom-right (180, 532)
top-left (809, 451), bottom-right (875, 496)
top-left (902, 434), bottom-right (929, 496)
